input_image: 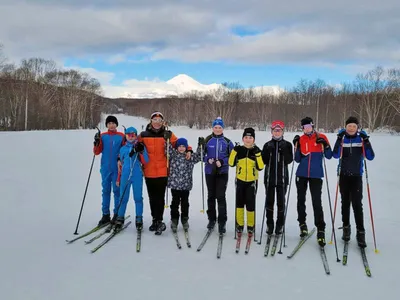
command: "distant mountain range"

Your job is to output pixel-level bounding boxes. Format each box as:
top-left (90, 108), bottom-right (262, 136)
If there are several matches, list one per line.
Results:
top-left (117, 74), bottom-right (283, 98)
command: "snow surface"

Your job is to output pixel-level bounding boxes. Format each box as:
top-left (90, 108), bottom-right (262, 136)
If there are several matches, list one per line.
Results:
top-left (1, 114), bottom-right (399, 300)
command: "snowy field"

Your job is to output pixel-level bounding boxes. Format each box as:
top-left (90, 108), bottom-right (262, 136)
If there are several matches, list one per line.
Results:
top-left (1, 113), bottom-right (399, 300)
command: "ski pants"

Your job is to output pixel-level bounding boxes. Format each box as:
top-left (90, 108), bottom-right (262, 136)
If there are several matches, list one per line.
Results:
top-left (206, 173), bottom-right (228, 224)
top-left (145, 177), bottom-right (168, 222)
top-left (170, 189), bottom-right (190, 221)
top-left (340, 175), bottom-right (365, 231)
top-left (235, 180), bottom-right (257, 227)
top-left (101, 170), bottom-right (120, 216)
top-left (265, 183), bottom-right (287, 228)
top-left (117, 175), bottom-right (144, 218)
top-left (296, 176), bottom-right (326, 231)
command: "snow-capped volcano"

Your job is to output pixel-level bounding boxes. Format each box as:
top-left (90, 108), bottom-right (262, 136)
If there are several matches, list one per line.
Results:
top-left (107, 74), bottom-right (282, 99)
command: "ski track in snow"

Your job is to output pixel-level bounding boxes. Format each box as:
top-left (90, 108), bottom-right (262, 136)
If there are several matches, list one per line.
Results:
top-left (1, 114), bottom-right (399, 300)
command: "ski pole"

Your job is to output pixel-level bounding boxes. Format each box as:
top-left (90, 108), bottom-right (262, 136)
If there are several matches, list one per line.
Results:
top-left (362, 140), bottom-right (379, 253)
top-left (115, 154), bottom-right (137, 219)
top-left (279, 144), bottom-right (294, 254)
top-left (258, 152), bottom-right (272, 244)
top-left (253, 180), bottom-right (257, 242)
top-left (318, 136), bottom-right (340, 262)
top-left (234, 178), bottom-right (237, 240)
top-left (200, 144), bottom-right (205, 213)
top-left (165, 124), bottom-right (170, 209)
top-left (329, 137), bottom-right (344, 244)
top-left (73, 126), bottom-right (101, 235)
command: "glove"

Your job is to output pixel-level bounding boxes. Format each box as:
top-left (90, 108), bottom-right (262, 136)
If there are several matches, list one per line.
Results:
top-left (94, 132), bottom-right (100, 146)
top-left (198, 137), bottom-right (205, 146)
top-left (359, 130), bottom-right (369, 140)
top-left (208, 158), bottom-right (215, 165)
top-left (293, 135), bottom-right (300, 146)
top-left (233, 145), bottom-right (241, 152)
top-left (253, 145), bottom-right (261, 155)
top-left (135, 142), bottom-right (144, 153)
top-left (164, 130), bottom-right (172, 140)
top-left (337, 129), bottom-right (346, 139)
top-left (316, 137), bottom-right (328, 148)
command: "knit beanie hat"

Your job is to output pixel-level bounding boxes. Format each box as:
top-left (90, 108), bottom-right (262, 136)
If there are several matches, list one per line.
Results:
top-left (105, 115), bottom-right (118, 127)
top-left (301, 117), bottom-right (314, 127)
top-left (125, 126), bottom-right (137, 135)
top-left (212, 117), bottom-right (225, 128)
top-left (345, 116), bottom-right (359, 126)
top-left (175, 138), bottom-right (188, 149)
top-left (151, 111), bottom-right (164, 120)
top-left (243, 127), bottom-right (255, 139)
top-left (271, 120), bottom-right (285, 130)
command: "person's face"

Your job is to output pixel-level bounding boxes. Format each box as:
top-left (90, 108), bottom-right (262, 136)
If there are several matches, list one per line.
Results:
top-left (126, 133), bottom-right (136, 142)
top-left (302, 124), bottom-right (313, 134)
top-left (151, 117), bottom-right (163, 129)
top-left (345, 123), bottom-right (358, 135)
top-left (177, 145), bottom-right (186, 153)
top-left (107, 122), bottom-right (117, 131)
top-left (213, 125), bottom-right (223, 135)
top-left (243, 136), bottom-right (254, 147)
top-left (272, 127), bottom-right (283, 139)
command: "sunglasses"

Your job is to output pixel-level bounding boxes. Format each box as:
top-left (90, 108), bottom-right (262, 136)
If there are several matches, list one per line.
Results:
top-left (272, 128), bottom-right (283, 132)
top-left (302, 124), bottom-right (313, 129)
top-left (151, 117), bottom-right (163, 123)
top-left (126, 133), bottom-right (136, 138)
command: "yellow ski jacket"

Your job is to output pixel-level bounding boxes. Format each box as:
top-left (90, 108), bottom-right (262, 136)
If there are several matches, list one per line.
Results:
top-left (228, 145), bottom-right (265, 182)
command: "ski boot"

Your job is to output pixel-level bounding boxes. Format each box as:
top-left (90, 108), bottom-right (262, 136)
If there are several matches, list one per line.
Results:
top-left (218, 222), bottom-right (226, 234)
top-left (135, 216), bottom-right (143, 231)
top-left (149, 219), bottom-right (157, 231)
top-left (342, 225), bottom-right (351, 241)
top-left (207, 220), bottom-right (216, 230)
top-left (236, 224), bottom-right (244, 234)
top-left (317, 230), bottom-right (326, 247)
top-left (181, 217), bottom-right (189, 231)
top-left (266, 223), bottom-right (274, 235)
top-left (155, 221), bottom-right (166, 235)
top-left (98, 214), bottom-right (110, 226)
top-left (114, 217), bottom-right (125, 232)
top-left (299, 224), bottom-right (308, 238)
top-left (275, 224), bottom-right (283, 235)
top-left (356, 231), bottom-right (367, 248)
top-left (171, 219), bottom-right (179, 232)
top-left (110, 214), bottom-right (118, 225)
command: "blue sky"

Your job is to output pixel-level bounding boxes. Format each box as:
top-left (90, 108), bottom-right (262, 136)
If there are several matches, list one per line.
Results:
top-left (1, 0), bottom-right (399, 98)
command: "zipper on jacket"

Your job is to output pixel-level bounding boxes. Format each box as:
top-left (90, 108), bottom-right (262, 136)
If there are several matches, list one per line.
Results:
top-left (246, 148), bottom-right (249, 181)
top-left (216, 137), bottom-right (219, 160)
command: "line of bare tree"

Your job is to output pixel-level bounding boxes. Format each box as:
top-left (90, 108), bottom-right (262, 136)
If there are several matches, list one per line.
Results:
top-left (0, 44), bottom-right (112, 131)
top-left (118, 66), bottom-right (400, 132)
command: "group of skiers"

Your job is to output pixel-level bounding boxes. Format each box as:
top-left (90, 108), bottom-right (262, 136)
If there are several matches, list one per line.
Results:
top-left (93, 112), bottom-right (375, 248)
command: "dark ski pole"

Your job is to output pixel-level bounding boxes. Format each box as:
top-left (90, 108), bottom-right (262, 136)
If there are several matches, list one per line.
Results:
top-left (73, 126), bottom-right (101, 235)
top-left (258, 152), bottom-right (272, 244)
top-left (200, 144), bottom-right (205, 214)
top-left (318, 133), bottom-right (340, 262)
top-left (278, 143), bottom-right (296, 253)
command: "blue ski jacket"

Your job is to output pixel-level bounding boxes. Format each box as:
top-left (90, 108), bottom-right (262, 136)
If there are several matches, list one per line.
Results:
top-left (202, 133), bottom-right (234, 175)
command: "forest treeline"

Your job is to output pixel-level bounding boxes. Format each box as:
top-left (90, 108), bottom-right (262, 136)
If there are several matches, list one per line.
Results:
top-left (117, 67), bottom-right (400, 132)
top-left (1, 44), bottom-right (399, 132)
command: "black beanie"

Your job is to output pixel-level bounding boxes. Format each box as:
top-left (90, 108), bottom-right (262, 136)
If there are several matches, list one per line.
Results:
top-left (345, 116), bottom-right (359, 126)
top-left (105, 115), bottom-right (118, 127)
top-left (301, 117), bottom-right (314, 127)
top-left (243, 127), bottom-right (255, 139)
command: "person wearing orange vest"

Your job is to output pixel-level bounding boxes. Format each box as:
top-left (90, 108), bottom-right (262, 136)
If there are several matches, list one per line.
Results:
top-left (138, 112), bottom-right (192, 235)
top-left (292, 117), bottom-right (332, 247)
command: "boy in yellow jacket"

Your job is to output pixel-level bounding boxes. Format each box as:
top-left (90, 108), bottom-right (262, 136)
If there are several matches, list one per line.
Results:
top-left (229, 128), bottom-right (265, 235)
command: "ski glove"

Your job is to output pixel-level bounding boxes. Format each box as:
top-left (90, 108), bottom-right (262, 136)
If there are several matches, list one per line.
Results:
top-left (359, 130), bottom-right (369, 141)
top-left (135, 142), bottom-right (145, 153)
top-left (337, 129), bottom-right (346, 139)
top-left (198, 137), bottom-right (205, 146)
top-left (164, 130), bottom-right (172, 140)
top-left (293, 135), bottom-right (300, 146)
top-left (316, 137), bottom-right (328, 148)
top-left (253, 145), bottom-right (261, 155)
top-left (94, 132), bottom-right (100, 146)
top-left (129, 147), bottom-right (136, 157)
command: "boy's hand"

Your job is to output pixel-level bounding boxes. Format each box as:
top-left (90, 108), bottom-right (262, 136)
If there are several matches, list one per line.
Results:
top-left (208, 158), bottom-right (215, 165)
top-left (94, 132), bottom-right (100, 146)
top-left (216, 160), bottom-right (222, 168)
top-left (186, 152), bottom-right (192, 160)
